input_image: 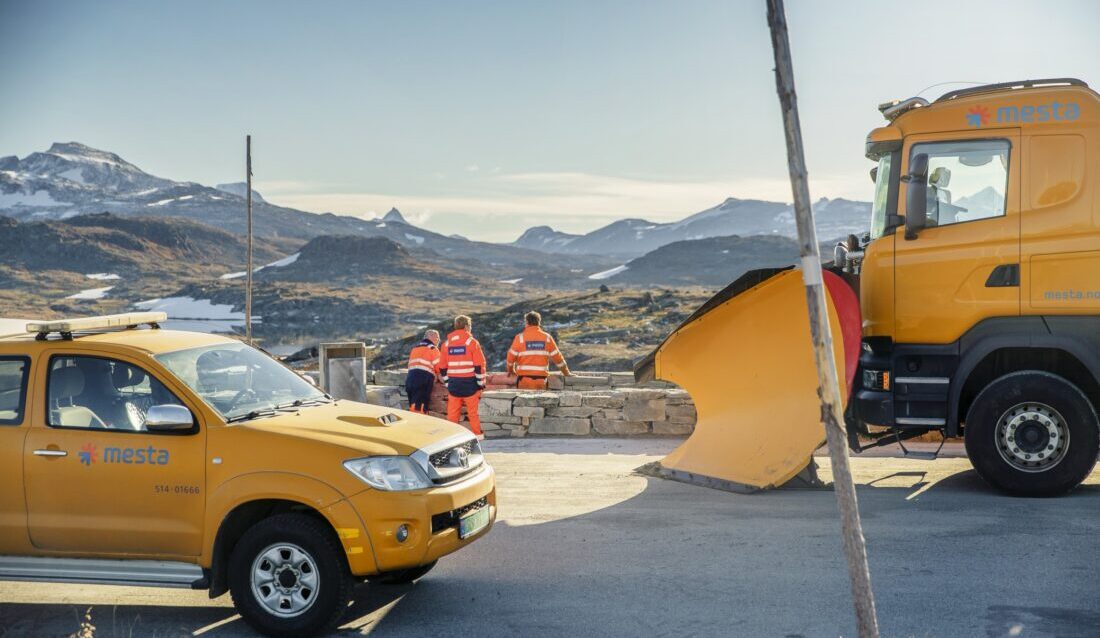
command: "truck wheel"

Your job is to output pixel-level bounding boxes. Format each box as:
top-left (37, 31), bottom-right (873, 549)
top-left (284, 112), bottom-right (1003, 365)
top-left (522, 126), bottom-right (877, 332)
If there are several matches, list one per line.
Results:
top-left (229, 513), bottom-right (354, 638)
top-left (366, 560), bottom-right (437, 585)
top-left (965, 371), bottom-right (1099, 497)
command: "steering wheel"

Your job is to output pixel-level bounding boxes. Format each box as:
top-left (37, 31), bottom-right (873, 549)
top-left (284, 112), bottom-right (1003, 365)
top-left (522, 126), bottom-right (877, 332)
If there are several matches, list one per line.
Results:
top-left (226, 388), bottom-right (258, 411)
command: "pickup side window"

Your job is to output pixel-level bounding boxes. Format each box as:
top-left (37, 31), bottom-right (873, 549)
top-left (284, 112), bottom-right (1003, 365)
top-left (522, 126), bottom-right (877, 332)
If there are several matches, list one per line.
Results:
top-left (47, 356), bottom-right (184, 431)
top-left (909, 139), bottom-right (1010, 228)
top-left (0, 357), bottom-right (30, 425)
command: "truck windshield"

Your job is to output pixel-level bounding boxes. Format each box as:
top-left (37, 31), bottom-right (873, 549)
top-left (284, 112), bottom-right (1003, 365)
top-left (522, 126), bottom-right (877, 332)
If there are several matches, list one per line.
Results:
top-left (156, 342), bottom-right (327, 422)
top-left (869, 153), bottom-right (893, 240)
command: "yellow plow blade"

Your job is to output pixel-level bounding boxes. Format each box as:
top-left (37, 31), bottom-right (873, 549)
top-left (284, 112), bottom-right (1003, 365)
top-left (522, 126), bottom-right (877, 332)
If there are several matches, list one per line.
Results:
top-left (635, 267), bottom-right (861, 492)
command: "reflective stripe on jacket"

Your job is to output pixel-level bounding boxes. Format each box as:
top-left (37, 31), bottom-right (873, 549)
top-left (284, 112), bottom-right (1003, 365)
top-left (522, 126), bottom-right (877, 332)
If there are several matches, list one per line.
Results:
top-left (506, 326), bottom-right (566, 378)
top-left (406, 340), bottom-right (441, 376)
top-left (438, 329), bottom-right (486, 386)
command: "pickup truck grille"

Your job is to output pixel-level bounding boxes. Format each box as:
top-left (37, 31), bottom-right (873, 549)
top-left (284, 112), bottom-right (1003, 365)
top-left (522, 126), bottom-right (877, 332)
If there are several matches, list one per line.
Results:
top-left (431, 497), bottom-right (489, 534)
top-left (429, 440), bottom-right (479, 469)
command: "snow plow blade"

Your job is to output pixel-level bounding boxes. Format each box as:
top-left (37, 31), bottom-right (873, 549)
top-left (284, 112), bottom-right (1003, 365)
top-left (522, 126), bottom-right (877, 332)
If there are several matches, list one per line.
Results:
top-left (634, 267), bottom-right (861, 492)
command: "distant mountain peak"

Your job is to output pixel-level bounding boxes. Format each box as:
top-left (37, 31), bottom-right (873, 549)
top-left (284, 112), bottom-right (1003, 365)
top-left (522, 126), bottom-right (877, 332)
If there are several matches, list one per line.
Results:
top-left (45, 142), bottom-right (129, 167)
top-left (215, 182), bottom-right (266, 204)
top-left (382, 207), bottom-right (408, 224)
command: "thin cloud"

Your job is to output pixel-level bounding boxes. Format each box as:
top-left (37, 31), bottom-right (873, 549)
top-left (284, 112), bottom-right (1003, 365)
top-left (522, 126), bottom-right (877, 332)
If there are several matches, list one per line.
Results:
top-left (268, 170), bottom-right (869, 241)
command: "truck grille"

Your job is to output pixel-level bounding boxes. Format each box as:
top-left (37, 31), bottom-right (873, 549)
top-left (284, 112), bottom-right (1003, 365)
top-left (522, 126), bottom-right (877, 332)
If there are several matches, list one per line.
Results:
top-left (431, 497), bottom-right (489, 534)
top-left (429, 440), bottom-right (479, 469)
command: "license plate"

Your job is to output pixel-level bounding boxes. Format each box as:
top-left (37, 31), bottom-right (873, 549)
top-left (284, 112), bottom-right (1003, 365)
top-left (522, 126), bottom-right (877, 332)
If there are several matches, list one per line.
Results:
top-left (458, 506), bottom-right (490, 539)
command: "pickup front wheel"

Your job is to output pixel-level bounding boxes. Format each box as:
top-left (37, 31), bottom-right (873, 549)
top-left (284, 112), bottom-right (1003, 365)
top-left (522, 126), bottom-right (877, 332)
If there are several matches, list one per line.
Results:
top-left (229, 513), bottom-right (354, 638)
top-left (965, 371), bottom-right (1099, 497)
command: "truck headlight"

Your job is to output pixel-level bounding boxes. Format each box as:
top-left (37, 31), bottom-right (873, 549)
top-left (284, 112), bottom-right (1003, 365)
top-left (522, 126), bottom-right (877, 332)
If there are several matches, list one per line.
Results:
top-left (344, 456), bottom-right (432, 491)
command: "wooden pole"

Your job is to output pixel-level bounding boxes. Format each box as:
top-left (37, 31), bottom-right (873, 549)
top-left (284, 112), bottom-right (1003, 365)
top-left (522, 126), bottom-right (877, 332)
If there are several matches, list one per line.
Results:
top-left (245, 135), bottom-right (253, 345)
top-left (765, 2), bottom-right (880, 636)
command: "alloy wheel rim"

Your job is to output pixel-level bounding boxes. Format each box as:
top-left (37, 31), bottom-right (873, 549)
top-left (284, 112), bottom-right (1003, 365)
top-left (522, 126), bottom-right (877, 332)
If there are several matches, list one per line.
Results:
top-left (995, 402), bottom-right (1069, 473)
top-left (250, 542), bottom-right (320, 618)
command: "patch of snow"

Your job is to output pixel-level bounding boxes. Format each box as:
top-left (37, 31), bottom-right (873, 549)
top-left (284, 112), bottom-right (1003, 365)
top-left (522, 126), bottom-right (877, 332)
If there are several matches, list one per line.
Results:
top-left (589, 265), bottom-right (629, 280)
top-left (147, 197), bottom-right (176, 207)
top-left (59, 168), bottom-right (86, 184)
top-left (0, 189), bottom-right (63, 207)
top-left (210, 196), bottom-right (223, 200)
top-left (264, 252), bottom-right (300, 268)
top-left (376, 222), bottom-right (387, 228)
top-left (404, 233), bottom-right (425, 245)
top-left (135, 296), bottom-right (242, 318)
top-left (498, 278), bottom-right (523, 284)
top-left (67, 286), bottom-right (113, 300)
top-left (721, 250), bottom-right (730, 254)
top-left (219, 271), bottom-right (246, 280)
top-left (85, 273), bottom-right (120, 280)
top-left (178, 195), bottom-right (193, 201)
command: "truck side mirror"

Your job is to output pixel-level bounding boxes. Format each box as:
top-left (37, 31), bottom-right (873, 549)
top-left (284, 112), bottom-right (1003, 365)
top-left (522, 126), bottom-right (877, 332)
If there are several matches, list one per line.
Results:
top-left (904, 153), bottom-right (929, 240)
top-left (145, 404), bottom-right (195, 432)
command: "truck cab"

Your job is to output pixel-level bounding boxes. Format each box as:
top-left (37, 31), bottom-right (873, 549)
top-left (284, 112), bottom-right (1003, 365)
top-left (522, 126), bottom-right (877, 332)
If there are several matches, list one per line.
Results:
top-left (0, 313), bottom-right (496, 637)
top-left (852, 78), bottom-right (1100, 496)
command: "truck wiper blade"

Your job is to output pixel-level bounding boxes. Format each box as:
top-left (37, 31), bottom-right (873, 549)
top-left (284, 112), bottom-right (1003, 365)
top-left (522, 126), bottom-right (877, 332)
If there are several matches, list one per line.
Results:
top-left (226, 409), bottom-right (278, 423)
top-left (293, 396), bottom-right (332, 407)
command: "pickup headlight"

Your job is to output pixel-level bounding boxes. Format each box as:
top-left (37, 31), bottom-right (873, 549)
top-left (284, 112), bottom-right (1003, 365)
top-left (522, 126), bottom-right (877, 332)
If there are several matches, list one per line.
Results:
top-left (344, 456), bottom-right (432, 491)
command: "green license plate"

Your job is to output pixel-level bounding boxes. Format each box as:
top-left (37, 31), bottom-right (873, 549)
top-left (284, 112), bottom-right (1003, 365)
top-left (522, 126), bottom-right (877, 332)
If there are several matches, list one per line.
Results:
top-left (458, 506), bottom-right (490, 539)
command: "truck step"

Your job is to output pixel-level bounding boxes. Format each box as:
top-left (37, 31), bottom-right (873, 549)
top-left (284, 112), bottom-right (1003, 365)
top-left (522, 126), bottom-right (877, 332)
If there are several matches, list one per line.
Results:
top-left (0, 555), bottom-right (205, 589)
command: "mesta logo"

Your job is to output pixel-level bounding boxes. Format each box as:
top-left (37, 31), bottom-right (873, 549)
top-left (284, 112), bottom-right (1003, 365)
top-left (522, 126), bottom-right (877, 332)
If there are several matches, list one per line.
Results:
top-left (966, 105), bottom-right (992, 128)
top-left (79, 443), bottom-right (97, 466)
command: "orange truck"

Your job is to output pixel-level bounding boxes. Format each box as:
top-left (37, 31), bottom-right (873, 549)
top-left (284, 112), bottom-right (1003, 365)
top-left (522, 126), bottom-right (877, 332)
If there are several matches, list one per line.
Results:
top-left (0, 313), bottom-right (495, 637)
top-left (640, 78), bottom-right (1099, 497)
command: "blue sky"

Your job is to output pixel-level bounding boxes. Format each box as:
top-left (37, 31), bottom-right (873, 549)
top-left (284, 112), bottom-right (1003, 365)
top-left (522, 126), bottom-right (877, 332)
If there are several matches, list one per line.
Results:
top-left (2, 0), bottom-right (1098, 241)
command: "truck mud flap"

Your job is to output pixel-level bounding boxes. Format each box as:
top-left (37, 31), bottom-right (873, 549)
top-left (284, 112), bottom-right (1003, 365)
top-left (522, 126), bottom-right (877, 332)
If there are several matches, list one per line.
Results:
top-left (634, 267), bottom-right (861, 492)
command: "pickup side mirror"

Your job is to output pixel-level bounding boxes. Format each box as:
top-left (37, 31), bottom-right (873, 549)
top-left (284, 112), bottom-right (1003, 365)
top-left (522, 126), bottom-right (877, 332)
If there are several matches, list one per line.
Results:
top-left (904, 153), bottom-right (929, 240)
top-left (145, 404), bottom-right (195, 432)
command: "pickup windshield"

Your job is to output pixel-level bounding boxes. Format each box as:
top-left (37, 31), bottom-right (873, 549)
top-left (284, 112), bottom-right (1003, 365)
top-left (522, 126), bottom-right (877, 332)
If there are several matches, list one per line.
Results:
top-left (156, 342), bottom-right (327, 422)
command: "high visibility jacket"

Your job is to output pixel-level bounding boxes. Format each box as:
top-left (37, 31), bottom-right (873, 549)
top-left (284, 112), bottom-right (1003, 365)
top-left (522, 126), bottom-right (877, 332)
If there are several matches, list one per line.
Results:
top-left (406, 339), bottom-right (440, 377)
top-left (438, 329), bottom-right (486, 396)
top-left (506, 326), bottom-right (566, 378)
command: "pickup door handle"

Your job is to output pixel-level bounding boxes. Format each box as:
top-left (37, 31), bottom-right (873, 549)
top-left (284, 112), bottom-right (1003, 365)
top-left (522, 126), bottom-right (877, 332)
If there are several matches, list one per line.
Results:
top-left (33, 449), bottom-right (68, 457)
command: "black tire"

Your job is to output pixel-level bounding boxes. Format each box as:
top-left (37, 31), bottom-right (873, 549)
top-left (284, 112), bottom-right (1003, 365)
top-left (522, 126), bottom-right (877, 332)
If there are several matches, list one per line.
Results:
top-left (365, 560), bottom-right (437, 585)
top-left (965, 371), bottom-right (1099, 497)
top-left (228, 513), bottom-right (355, 638)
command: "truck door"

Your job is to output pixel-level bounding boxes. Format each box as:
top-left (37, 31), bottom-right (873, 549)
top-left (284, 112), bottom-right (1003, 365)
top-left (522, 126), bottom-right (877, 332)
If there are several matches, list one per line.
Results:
top-left (23, 351), bottom-right (207, 557)
top-left (0, 356), bottom-right (31, 554)
top-left (894, 130), bottom-right (1022, 344)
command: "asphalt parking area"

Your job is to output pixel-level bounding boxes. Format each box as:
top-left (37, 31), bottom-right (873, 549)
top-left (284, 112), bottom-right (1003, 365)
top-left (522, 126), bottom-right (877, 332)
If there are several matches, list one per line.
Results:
top-left (2, 439), bottom-right (1098, 637)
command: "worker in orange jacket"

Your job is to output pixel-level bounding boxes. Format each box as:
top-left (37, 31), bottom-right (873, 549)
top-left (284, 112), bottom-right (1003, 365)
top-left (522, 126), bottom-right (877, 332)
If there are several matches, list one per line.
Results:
top-left (506, 311), bottom-right (572, 390)
top-left (404, 329), bottom-right (440, 414)
top-left (436, 315), bottom-right (485, 438)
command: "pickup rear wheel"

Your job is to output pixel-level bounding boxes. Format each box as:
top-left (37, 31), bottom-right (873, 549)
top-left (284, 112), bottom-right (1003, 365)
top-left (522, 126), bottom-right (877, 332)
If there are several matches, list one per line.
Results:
top-left (965, 371), bottom-right (1099, 497)
top-left (229, 513), bottom-right (354, 638)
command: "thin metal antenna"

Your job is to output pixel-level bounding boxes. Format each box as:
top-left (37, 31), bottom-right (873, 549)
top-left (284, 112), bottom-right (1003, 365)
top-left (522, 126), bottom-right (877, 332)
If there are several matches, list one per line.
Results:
top-left (765, 1), bottom-right (880, 636)
top-left (245, 135), bottom-right (253, 345)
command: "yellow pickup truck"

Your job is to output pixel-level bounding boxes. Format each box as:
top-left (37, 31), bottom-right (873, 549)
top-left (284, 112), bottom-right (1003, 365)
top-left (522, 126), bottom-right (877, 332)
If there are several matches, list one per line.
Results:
top-left (0, 312), bottom-right (496, 637)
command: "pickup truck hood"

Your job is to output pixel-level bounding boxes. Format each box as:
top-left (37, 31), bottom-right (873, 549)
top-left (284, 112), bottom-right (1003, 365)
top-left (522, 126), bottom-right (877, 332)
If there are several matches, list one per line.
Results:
top-left (238, 400), bottom-right (470, 456)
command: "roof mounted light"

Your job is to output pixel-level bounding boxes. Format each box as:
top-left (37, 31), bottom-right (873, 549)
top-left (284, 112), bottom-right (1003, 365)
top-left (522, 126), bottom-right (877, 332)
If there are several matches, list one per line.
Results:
top-left (27, 312), bottom-right (168, 340)
top-left (878, 97), bottom-right (929, 122)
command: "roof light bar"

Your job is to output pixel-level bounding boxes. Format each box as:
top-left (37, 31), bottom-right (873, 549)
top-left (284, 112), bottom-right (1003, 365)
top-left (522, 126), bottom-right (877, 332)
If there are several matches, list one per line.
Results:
top-left (27, 312), bottom-right (168, 339)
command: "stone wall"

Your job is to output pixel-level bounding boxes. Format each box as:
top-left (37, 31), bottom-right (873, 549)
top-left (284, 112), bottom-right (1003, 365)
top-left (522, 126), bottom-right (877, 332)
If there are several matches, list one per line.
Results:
top-left (356, 370), bottom-right (696, 438)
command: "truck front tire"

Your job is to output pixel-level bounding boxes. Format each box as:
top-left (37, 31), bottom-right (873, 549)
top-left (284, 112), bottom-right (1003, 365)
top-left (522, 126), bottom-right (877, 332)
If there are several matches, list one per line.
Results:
top-left (965, 371), bottom-right (1099, 497)
top-left (229, 513), bottom-right (354, 638)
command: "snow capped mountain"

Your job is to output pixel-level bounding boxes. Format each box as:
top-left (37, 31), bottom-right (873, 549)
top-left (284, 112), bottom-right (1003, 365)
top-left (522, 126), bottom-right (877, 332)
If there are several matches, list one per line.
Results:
top-left (512, 196), bottom-right (871, 256)
top-left (215, 182), bottom-right (267, 204)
